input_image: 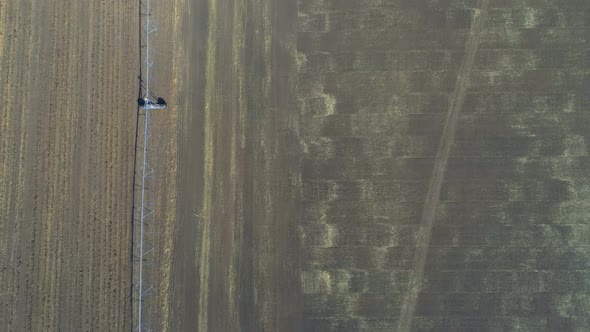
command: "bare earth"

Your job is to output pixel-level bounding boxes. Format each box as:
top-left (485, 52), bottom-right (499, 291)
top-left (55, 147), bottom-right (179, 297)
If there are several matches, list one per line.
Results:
top-left (2, 0), bottom-right (590, 331)
top-left (0, 0), bottom-right (136, 330)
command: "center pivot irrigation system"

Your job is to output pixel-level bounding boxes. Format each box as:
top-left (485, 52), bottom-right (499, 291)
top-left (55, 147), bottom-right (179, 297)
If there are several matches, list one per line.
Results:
top-left (131, 0), bottom-right (166, 331)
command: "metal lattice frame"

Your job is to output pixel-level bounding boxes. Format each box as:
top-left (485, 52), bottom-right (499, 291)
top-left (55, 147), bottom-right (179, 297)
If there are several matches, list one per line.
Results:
top-left (132, 0), bottom-right (165, 330)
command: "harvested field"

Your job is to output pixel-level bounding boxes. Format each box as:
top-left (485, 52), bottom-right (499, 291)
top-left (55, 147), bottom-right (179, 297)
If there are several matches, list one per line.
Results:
top-left (298, 0), bottom-right (590, 331)
top-left (2, 0), bottom-right (590, 331)
top-left (0, 0), bottom-right (136, 330)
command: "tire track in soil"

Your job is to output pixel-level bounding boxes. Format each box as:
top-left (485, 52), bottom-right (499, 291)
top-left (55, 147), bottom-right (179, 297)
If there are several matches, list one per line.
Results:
top-left (397, 1), bottom-right (489, 331)
top-left (166, 0), bottom-right (208, 329)
top-left (155, 0), bottom-right (184, 329)
top-left (197, 0), bottom-right (218, 325)
top-left (59, 1), bottom-right (88, 329)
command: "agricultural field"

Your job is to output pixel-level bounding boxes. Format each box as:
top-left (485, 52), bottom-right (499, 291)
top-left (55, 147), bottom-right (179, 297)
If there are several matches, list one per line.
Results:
top-left (1, 0), bottom-right (590, 331)
top-left (0, 0), bottom-right (136, 330)
top-left (298, 0), bottom-right (590, 331)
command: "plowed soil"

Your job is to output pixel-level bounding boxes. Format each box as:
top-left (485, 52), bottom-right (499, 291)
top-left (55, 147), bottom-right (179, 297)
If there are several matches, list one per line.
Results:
top-left (0, 0), bottom-right (136, 330)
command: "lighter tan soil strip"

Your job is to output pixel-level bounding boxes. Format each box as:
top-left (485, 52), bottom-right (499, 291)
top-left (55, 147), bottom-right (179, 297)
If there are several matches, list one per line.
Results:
top-left (396, 2), bottom-right (489, 331)
top-left (198, 0), bottom-right (218, 330)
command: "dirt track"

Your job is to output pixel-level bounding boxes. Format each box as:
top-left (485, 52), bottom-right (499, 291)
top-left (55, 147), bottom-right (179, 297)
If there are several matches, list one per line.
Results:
top-left (397, 1), bottom-right (489, 330)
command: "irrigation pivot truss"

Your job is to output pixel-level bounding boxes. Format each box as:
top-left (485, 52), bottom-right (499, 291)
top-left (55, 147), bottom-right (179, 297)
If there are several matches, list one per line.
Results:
top-left (131, 0), bottom-right (166, 331)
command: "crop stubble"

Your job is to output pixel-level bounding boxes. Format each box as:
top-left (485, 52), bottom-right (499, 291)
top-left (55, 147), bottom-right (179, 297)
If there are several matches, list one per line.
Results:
top-left (3, 0), bottom-right (590, 331)
top-left (0, 0), bottom-right (136, 330)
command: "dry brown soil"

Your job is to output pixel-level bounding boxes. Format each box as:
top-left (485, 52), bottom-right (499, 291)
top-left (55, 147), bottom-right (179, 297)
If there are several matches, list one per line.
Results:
top-left (0, 0), bottom-right (136, 330)
top-left (3, 0), bottom-right (590, 331)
